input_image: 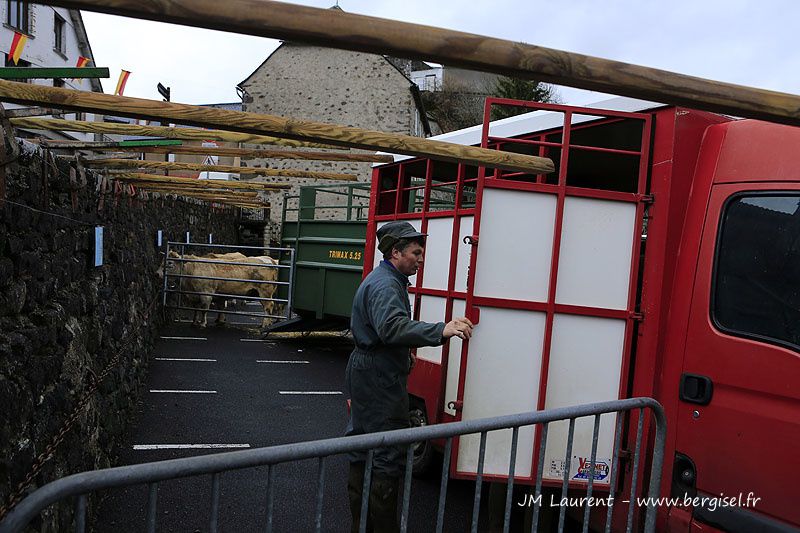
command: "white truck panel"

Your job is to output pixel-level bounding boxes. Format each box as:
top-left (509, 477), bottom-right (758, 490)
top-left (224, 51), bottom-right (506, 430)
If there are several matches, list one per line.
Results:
top-left (543, 314), bottom-right (626, 484)
top-left (555, 197), bottom-right (636, 310)
top-left (457, 307), bottom-right (546, 477)
top-left (474, 190), bottom-right (556, 302)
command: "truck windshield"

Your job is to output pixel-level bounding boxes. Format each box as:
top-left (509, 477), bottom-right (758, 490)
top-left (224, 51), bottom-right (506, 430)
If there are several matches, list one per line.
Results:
top-left (713, 193), bottom-right (800, 350)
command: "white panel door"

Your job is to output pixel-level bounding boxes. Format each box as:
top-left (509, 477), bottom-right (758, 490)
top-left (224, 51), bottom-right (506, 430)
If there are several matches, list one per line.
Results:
top-left (444, 298), bottom-right (466, 415)
top-left (555, 197), bottom-right (637, 310)
top-left (422, 217), bottom-right (454, 290)
top-left (473, 190), bottom-right (556, 302)
top-left (456, 307), bottom-right (546, 477)
top-left (542, 314), bottom-right (626, 484)
top-left (416, 295), bottom-right (447, 363)
top-left (454, 216), bottom-right (474, 293)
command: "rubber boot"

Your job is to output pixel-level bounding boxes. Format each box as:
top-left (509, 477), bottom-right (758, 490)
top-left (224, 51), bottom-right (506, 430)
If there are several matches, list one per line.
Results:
top-left (369, 474), bottom-right (400, 533)
top-left (348, 462), bottom-right (372, 533)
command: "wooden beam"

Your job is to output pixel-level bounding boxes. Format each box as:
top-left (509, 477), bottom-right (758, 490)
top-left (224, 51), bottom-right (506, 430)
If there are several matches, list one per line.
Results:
top-left (11, 117), bottom-right (340, 150)
top-left (39, 139), bottom-right (183, 150)
top-left (99, 144), bottom-right (394, 162)
top-left (32, 0), bottom-right (800, 126)
top-left (109, 172), bottom-right (291, 190)
top-left (1, 84), bottom-right (555, 173)
top-left (0, 67), bottom-right (110, 79)
top-left (88, 158), bottom-right (358, 181)
top-left (5, 107), bottom-right (62, 118)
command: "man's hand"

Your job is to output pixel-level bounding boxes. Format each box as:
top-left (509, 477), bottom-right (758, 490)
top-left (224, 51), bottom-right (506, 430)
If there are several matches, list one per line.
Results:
top-left (443, 317), bottom-right (474, 341)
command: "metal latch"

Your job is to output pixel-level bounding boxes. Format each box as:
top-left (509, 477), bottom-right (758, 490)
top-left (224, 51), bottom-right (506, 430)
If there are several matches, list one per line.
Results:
top-left (447, 400), bottom-right (464, 412)
top-left (463, 235), bottom-right (478, 245)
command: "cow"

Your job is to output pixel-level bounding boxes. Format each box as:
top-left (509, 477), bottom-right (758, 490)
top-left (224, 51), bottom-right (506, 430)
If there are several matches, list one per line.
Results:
top-left (165, 250), bottom-right (280, 328)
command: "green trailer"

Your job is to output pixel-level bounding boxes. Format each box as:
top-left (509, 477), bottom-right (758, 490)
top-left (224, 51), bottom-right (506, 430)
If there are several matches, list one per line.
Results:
top-left (272, 183), bottom-right (370, 331)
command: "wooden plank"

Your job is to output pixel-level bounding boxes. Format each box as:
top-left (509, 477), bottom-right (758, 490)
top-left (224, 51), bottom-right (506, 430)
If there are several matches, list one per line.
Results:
top-left (38, 139), bottom-right (183, 150)
top-left (100, 144), bottom-right (394, 162)
top-left (5, 107), bottom-right (62, 118)
top-left (1, 84), bottom-right (555, 173)
top-left (11, 117), bottom-right (341, 150)
top-left (33, 0), bottom-right (800, 126)
top-left (0, 67), bottom-right (110, 79)
top-left (88, 158), bottom-right (358, 181)
top-left (110, 172), bottom-right (291, 190)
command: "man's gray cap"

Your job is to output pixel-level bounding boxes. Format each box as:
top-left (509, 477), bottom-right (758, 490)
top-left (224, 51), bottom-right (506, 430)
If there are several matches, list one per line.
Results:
top-left (376, 221), bottom-right (426, 254)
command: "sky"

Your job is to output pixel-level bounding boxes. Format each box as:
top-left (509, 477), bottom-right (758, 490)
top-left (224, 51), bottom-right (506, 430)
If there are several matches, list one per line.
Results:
top-left (81, 0), bottom-right (800, 108)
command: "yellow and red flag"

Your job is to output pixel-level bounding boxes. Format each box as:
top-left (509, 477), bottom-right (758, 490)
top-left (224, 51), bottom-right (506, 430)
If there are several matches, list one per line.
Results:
top-left (75, 56), bottom-right (90, 68)
top-left (8, 31), bottom-right (27, 65)
top-left (114, 69), bottom-right (131, 96)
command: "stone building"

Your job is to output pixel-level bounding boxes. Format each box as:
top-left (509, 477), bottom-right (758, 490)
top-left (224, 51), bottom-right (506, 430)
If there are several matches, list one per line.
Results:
top-left (237, 34), bottom-right (429, 242)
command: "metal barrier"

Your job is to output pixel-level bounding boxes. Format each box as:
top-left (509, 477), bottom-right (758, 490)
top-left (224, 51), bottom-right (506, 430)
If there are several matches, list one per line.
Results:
top-left (161, 241), bottom-right (295, 325)
top-left (0, 398), bottom-right (665, 533)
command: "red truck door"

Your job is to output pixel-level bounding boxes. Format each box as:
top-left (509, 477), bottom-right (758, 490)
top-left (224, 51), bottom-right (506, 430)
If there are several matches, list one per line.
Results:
top-left (675, 182), bottom-right (800, 531)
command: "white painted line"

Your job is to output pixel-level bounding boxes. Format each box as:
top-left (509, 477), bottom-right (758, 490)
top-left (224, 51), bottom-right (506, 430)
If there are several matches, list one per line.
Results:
top-left (150, 390), bottom-right (217, 394)
top-left (155, 358), bottom-right (217, 362)
top-left (279, 391), bottom-right (343, 395)
top-left (240, 338), bottom-right (274, 343)
top-left (133, 444), bottom-right (251, 450)
top-left (257, 360), bottom-right (310, 364)
top-left (159, 336), bottom-right (208, 341)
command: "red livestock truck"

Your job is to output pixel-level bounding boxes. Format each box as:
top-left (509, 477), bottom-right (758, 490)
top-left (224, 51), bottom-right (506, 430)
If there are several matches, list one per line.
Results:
top-left (365, 97), bottom-right (800, 532)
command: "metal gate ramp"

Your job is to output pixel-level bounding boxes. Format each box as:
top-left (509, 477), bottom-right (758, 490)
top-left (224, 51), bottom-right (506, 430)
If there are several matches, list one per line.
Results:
top-left (0, 398), bottom-right (665, 533)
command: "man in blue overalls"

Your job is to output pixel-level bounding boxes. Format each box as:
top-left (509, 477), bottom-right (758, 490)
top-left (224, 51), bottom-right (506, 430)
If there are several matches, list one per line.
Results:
top-left (346, 221), bottom-right (474, 532)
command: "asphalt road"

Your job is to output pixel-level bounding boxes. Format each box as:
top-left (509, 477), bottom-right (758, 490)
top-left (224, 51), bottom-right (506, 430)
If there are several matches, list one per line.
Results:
top-left (92, 317), bottom-right (484, 533)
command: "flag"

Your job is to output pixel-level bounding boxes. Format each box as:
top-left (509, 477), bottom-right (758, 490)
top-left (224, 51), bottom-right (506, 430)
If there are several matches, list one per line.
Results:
top-left (8, 31), bottom-right (27, 65)
top-left (75, 56), bottom-right (90, 68)
top-left (114, 69), bottom-right (131, 96)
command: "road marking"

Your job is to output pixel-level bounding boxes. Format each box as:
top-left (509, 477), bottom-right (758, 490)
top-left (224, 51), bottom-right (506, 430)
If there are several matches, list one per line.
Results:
top-left (150, 390), bottom-right (217, 394)
top-left (279, 391), bottom-right (342, 395)
top-left (159, 336), bottom-right (208, 341)
top-left (240, 338), bottom-right (274, 343)
top-left (133, 444), bottom-right (250, 450)
top-left (257, 360), bottom-right (310, 364)
top-left (155, 358), bottom-right (217, 362)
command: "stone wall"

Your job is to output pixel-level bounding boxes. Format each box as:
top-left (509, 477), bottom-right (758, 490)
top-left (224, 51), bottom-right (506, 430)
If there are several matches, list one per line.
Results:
top-left (240, 44), bottom-right (421, 241)
top-left (0, 143), bottom-right (238, 531)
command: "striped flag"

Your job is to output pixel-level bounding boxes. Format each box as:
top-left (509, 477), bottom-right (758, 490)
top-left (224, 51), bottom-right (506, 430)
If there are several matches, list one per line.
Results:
top-left (8, 31), bottom-right (27, 65)
top-left (114, 69), bottom-right (131, 95)
top-left (72, 56), bottom-right (90, 82)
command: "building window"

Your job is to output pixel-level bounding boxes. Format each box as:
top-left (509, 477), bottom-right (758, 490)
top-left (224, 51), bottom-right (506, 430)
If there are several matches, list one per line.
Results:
top-left (53, 78), bottom-right (64, 88)
top-left (54, 12), bottom-right (66, 54)
top-left (7, 1), bottom-right (30, 33)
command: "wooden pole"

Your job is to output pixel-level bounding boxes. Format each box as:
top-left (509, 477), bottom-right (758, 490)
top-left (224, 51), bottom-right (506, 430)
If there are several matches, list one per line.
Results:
top-left (88, 158), bottom-right (358, 181)
top-left (32, 0), bottom-right (800, 126)
top-left (91, 144), bottom-right (395, 162)
top-left (5, 107), bottom-right (62, 118)
top-left (11, 117), bottom-right (339, 150)
top-left (1, 84), bottom-right (555, 173)
top-left (109, 172), bottom-right (291, 190)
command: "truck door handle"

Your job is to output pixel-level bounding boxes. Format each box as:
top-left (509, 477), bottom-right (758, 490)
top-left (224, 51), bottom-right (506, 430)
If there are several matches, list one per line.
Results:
top-left (679, 373), bottom-right (713, 405)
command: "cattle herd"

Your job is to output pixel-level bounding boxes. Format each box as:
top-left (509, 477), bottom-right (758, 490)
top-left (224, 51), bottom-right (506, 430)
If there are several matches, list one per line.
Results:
top-left (162, 250), bottom-right (280, 327)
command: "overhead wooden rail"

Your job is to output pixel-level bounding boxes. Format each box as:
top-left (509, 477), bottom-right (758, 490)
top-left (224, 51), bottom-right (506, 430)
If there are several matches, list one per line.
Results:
top-left (0, 83), bottom-right (555, 174)
top-left (33, 0), bottom-right (800, 126)
top-left (93, 144), bottom-right (395, 162)
top-left (108, 172), bottom-right (291, 190)
top-left (88, 158), bottom-right (358, 181)
top-left (11, 117), bottom-right (338, 150)
top-left (0, 67), bottom-right (110, 80)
